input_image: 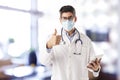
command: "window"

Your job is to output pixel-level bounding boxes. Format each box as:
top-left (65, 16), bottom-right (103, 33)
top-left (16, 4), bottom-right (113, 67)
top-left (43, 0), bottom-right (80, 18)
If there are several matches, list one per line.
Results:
top-left (0, 0), bottom-right (30, 10)
top-left (0, 9), bottom-right (31, 58)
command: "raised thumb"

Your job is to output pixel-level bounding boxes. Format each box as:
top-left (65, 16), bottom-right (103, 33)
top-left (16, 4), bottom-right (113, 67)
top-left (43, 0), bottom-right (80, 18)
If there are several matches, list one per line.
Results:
top-left (53, 29), bottom-right (57, 35)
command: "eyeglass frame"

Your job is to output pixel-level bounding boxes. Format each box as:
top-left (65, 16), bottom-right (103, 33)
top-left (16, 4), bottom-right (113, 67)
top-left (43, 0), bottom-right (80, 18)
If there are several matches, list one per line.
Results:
top-left (60, 16), bottom-right (75, 21)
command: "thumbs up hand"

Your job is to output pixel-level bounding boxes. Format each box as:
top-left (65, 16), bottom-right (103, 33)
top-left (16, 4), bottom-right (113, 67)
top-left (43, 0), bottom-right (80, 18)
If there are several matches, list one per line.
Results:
top-left (46, 29), bottom-right (61, 49)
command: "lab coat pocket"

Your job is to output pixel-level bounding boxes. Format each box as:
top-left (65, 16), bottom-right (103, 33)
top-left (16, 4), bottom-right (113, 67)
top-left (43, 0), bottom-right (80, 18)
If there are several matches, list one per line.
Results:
top-left (73, 46), bottom-right (87, 62)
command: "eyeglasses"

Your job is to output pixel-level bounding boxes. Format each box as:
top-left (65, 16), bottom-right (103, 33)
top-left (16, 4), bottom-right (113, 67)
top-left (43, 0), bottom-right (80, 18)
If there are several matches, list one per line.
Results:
top-left (61, 16), bottom-right (74, 21)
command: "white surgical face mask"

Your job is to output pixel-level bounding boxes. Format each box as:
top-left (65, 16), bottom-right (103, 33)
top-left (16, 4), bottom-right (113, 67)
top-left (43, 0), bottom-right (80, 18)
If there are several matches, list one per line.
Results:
top-left (62, 20), bottom-right (75, 31)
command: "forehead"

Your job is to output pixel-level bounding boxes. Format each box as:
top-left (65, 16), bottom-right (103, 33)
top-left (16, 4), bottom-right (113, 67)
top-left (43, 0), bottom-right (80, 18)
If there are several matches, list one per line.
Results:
top-left (61, 12), bottom-right (73, 17)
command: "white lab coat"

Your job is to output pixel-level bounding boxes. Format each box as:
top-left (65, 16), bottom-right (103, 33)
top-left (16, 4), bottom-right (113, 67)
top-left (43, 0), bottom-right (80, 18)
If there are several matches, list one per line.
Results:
top-left (40, 29), bottom-right (96, 80)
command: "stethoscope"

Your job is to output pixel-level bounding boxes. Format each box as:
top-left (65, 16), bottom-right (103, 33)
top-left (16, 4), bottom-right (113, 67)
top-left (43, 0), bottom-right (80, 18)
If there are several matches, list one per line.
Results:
top-left (61, 28), bottom-right (83, 55)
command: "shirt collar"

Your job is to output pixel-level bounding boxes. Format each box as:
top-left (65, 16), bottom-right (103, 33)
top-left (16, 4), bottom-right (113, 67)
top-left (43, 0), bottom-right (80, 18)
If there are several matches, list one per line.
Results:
top-left (63, 28), bottom-right (77, 38)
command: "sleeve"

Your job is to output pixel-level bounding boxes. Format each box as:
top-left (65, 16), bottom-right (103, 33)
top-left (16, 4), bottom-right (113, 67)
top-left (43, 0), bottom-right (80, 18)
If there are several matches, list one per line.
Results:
top-left (92, 68), bottom-right (101, 77)
top-left (39, 47), bottom-right (54, 66)
top-left (39, 35), bottom-right (54, 67)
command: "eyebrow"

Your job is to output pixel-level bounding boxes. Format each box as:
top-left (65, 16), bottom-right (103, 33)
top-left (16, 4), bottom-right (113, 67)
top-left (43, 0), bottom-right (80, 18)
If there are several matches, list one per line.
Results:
top-left (62, 16), bottom-right (73, 18)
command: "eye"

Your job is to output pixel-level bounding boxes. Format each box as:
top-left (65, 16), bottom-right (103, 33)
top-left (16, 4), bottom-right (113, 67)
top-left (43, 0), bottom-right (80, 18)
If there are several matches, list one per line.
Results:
top-left (61, 16), bottom-right (74, 21)
top-left (68, 16), bottom-right (74, 20)
top-left (61, 17), bottom-right (68, 21)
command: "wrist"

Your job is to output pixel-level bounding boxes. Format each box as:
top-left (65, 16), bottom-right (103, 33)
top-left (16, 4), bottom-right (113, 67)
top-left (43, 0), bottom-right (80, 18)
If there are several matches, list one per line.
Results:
top-left (46, 42), bottom-right (52, 49)
top-left (94, 68), bottom-right (99, 72)
top-left (93, 67), bottom-right (101, 77)
top-left (93, 71), bottom-right (99, 77)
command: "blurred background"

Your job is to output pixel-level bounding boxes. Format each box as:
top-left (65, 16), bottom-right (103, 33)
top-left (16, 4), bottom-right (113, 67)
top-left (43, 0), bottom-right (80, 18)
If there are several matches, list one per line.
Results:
top-left (0, 0), bottom-right (120, 80)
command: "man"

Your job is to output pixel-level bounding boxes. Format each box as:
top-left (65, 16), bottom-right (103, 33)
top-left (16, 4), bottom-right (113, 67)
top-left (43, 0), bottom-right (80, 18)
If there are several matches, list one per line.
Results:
top-left (40, 5), bottom-right (101, 80)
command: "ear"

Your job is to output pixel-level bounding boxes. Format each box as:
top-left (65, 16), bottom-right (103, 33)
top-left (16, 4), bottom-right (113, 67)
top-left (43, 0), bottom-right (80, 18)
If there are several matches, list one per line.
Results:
top-left (74, 16), bottom-right (77, 22)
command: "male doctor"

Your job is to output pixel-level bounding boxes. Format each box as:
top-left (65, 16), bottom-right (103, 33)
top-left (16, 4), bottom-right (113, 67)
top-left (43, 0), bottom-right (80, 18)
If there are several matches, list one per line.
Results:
top-left (40, 5), bottom-right (101, 80)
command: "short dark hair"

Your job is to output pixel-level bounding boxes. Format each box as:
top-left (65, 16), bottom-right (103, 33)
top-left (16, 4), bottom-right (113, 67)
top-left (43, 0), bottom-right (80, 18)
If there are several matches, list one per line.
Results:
top-left (59, 5), bottom-right (76, 17)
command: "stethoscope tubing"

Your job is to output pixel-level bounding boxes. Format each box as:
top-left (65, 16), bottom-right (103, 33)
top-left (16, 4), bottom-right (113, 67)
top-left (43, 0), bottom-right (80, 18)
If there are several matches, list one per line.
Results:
top-left (61, 28), bottom-right (83, 45)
